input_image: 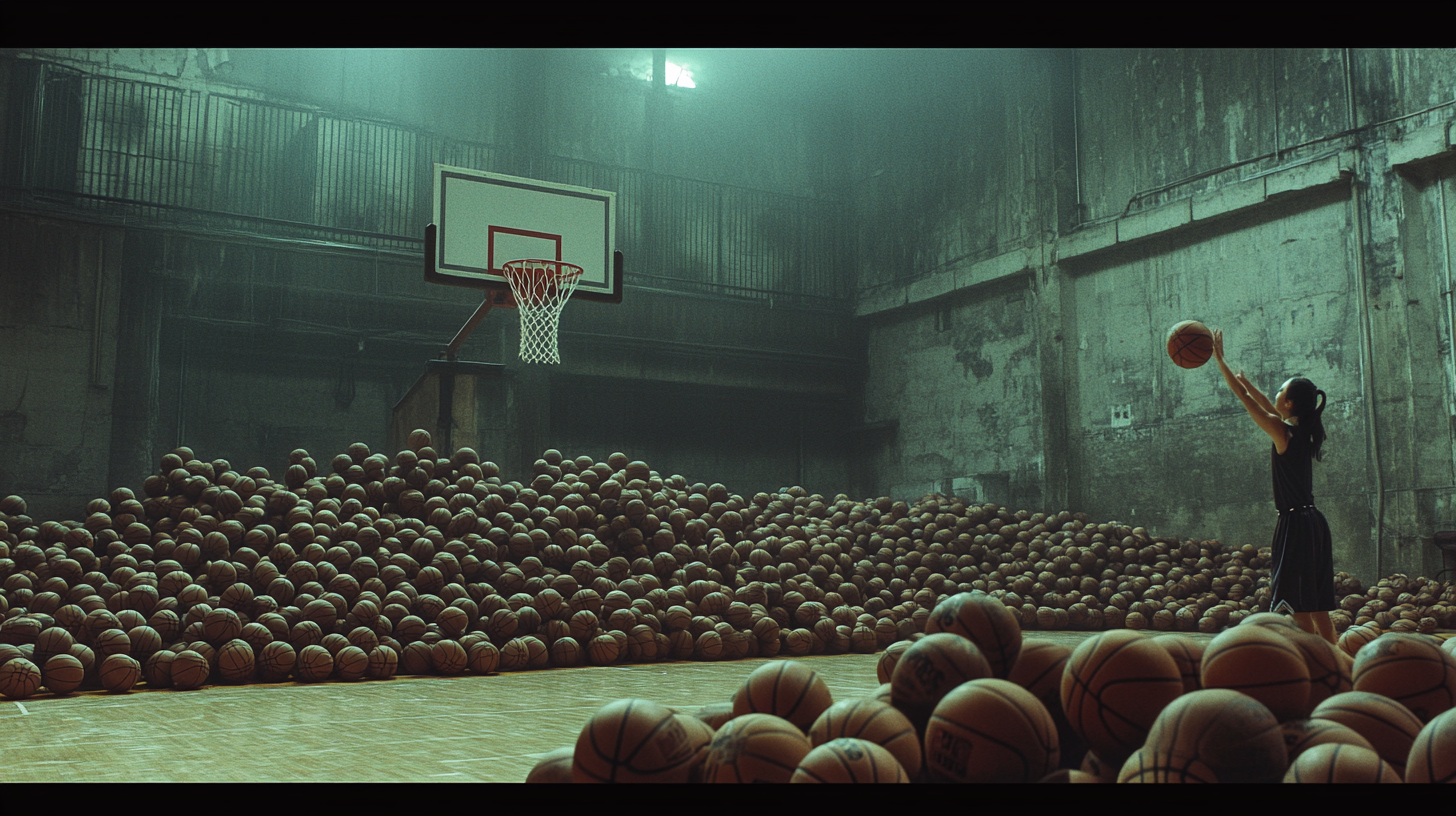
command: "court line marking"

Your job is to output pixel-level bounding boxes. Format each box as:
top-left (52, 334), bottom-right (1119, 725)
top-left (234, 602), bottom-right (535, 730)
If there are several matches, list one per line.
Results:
top-left (14, 702), bottom-right (29, 715)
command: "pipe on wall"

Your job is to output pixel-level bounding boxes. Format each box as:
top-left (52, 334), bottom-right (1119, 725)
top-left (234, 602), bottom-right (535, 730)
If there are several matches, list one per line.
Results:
top-left (1343, 47), bottom-right (1386, 575)
top-left (1439, 179), bottom-right (1456, 504)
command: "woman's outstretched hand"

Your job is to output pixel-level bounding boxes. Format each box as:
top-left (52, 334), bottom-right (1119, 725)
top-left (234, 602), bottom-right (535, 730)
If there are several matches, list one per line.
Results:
top-left (1212, 328), bottom-right (1225, 363)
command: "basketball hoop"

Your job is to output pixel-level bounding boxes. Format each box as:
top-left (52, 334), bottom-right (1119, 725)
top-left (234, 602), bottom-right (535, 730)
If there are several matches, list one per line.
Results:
top-left (501, 259), bottom-right (584, 364)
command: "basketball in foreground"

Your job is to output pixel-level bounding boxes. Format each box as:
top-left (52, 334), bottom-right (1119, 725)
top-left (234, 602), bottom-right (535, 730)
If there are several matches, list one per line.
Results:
top-left (700, 713), bottom-right (812, 783)
top-left (1060, 630), bottom-right (1183, 764)
top-left (733, 660), bottom-right (834, 733)
top-left (1283, 743), bottom-right (1401, 783)
top-left (923, 678), bottom-right (1058, 782)
top-left (790, 738), bottom-right (909, 783)
top-left (574, 698), bottom-right (706, 783)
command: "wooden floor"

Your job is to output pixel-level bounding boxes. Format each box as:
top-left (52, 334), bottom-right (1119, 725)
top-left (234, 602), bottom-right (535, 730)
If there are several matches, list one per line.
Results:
top-left (0, 630), bottom-right (1202, 783)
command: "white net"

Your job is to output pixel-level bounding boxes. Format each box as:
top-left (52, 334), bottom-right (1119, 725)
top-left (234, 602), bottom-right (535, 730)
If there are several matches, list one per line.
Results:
top-left (501, 260), bottom-right (584, 364)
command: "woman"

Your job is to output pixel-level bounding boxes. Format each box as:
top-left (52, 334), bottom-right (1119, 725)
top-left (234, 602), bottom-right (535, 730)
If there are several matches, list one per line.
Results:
top-left (1212, 329), bottom-right (1337, 644)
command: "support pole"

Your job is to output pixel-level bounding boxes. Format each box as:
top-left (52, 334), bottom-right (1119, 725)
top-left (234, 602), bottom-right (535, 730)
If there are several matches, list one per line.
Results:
top-left (445, 296), bottom-right (495, 362)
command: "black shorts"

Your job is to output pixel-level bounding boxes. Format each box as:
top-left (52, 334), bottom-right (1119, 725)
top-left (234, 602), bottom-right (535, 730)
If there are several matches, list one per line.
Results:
top-left (1268, 506), bottom-right (1337, 614)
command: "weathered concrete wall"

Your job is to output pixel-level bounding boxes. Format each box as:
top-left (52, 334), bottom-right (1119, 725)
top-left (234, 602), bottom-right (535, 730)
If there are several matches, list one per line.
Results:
top-left (851, 50), bottom-right (1059, 291)
top-left (862, 276), bottom-right (1044, 507)
top-left (0, 207), bottom-right (856, 517)
top-left (1076, 49), bottom-right (1353, 222)
top-left (1060, 189), bottom-right (1374, 577)
top-left (855, 48), bottom-right (1456, 584)
top-left (549, 375), bottom-right (854, 500)
top-left (0, 213), bottom-right (122, 521)
top-left (10, 48), bottom-right (1456, 588)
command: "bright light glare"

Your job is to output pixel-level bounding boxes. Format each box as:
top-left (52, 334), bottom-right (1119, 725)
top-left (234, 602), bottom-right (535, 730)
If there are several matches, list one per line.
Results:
top-left (665, 61), bottom-right (696, 88)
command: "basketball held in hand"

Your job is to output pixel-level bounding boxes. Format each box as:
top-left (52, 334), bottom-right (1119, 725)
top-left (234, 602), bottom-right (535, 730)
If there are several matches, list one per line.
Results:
top-left (1166, 320), bottom-right (1213, 369)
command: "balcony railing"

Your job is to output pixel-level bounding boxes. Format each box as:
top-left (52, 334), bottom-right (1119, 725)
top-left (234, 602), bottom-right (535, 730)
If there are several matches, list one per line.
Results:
top-left (1, 56), bottom-right (851, 311)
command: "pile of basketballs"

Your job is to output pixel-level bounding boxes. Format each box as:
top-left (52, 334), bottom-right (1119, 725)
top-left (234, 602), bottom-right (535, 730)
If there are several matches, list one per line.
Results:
top-left (529, 592), bottom-right (1456, 782)
top-left (0, 429), bottom-right (1452, 704)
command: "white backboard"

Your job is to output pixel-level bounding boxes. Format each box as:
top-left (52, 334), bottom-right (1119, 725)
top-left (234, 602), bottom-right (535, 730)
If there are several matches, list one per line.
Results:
top-left (429, 164), bottom-right (621, 302)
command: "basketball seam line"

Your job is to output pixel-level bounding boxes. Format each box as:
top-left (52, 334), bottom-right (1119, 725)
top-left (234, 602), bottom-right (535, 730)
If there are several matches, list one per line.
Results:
top-left (929, 713), bottom-right (1044, 781)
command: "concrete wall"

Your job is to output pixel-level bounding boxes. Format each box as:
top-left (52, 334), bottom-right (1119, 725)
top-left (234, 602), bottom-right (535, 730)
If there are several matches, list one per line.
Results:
top-left (0, 48), bottom-right (861, 519)
top-left (0, 213), bottom-right (122, 521)
top-left (855, 48), bottom-right (1456, 582)
top-left (8, 48), bottom-right (1456, 585)
top-left (1061, 188), bottom-right (1374, 577)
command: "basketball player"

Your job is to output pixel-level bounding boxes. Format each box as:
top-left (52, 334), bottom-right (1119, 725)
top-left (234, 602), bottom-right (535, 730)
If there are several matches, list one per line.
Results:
top-left (1211, 329), bottom-right (1337, 644)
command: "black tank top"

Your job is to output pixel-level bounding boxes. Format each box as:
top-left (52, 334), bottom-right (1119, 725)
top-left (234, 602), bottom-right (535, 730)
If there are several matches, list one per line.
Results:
top-left (1271, 424), bottom-right (1314, 512)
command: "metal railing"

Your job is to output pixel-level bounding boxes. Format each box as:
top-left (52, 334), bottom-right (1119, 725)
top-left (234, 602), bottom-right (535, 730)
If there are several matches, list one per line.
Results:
top-left (1, 56), bottom-right (851, 310)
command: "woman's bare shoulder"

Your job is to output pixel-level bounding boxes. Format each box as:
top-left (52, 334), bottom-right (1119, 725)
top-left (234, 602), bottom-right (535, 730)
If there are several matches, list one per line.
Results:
top-left (1273, 422), bottom-right (1294, 456)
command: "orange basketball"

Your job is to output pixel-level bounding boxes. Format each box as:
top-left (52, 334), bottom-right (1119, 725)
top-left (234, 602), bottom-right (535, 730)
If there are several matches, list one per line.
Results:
top-left (430, 640), bottom-right (468, 675)
top-left (522, 636), bottom-right (549, 670)
top-left (1008, 638), bottom-right (1083, 769)
top-left (1280, 718), bottom-right (1376, 763)
top-left (550, 636), bottom-right (582, 668)
top-left (334, 645), bottom-right (369, 681)
top-left (399, 642), bottom-right (432, 674)
top-left (434, 607), bottom-right (469, 640)
top-left (34, 627), bottom-right (75, 663)
top-left (1200, 625), bottom-right (1311, 722)
top-left (1404, 707), bottom-right (1456, 783)
top-left (1007, 639), bottom-right (1072, 710)
top-left (700, 713), bottom-right (813, 783)
top-left (790, 738), bottom-right (909, 783)
top-left (1118, 746), bottom-right (1219, 783)
top-left (294, 644), bottom-right (334, 683)
top-left (1238, 611), bottom-right (1306, 635)
top-left (573, 698), bottom-right (704, 783)
top-left (169, 649), bottom-right (211, 690)
top-left (257, 641), bottom-right (296, 681)
top-left (524, 747), bottom-right (575, 783)
top-left (202, 608), bottom-right (242, 645)
top-left (1143, 688), bottom-right (1285, 783)
top-left (42, 653), bottom-right (85, 695)
top-left (366, 645), bottom-right (398, 680)
top-left (808, 698), bottom-right (921, 779)
top-left (694, 630), bottom-right (724, 660)
top-left (733, 660), bottom-right (834, 733)
top-left (0, 658), bottom-right (42, 700)
top-left (99, 653), bottom-right (141, 693)
top-left (876, 639), bottom-right (911, 684)
top-left (674, 714), bottom-right (715, 781)
top-left (1310, 691), bottom-right (1423, 777)
top-left (586, 634), bottom-right (620, 666)
top-left (924, 678), bottom-right (1058, 783)
top-left (890, 632), bottom-right (994, 737)
top-left (1166, 320), bottom-right (1213, 369)
top-left (1284, 630), bottom-right (1353, 710)
top-left (1152, 634), bottom-right (1205, 695)
top-left (1060, 630), bottom-right (1184, 765)
top-left (1338, 623), bottom-right (1380, 657)
top-left (466, 641), bottom-right (499, 675)
top-left (924, 591), bottom-right (1022, 679)
top-left (1351, 632), bottom-right (1456, 723)
top-left (216, 639), bottom-right (255, 683)
top-left (1283, 743), bottom-right (1401, 783)
top-left (498, 638), bottom-right (530, 671)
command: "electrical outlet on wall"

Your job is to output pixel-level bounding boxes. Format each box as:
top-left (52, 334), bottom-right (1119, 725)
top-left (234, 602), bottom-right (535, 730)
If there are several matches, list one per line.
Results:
top-left (1111, 404), bottom-right (1132, 428)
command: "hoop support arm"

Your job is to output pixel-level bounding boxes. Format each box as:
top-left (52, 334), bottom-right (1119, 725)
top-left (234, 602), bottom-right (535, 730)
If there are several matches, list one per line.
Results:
top-left (444, 296), bottom-right (495, 361)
